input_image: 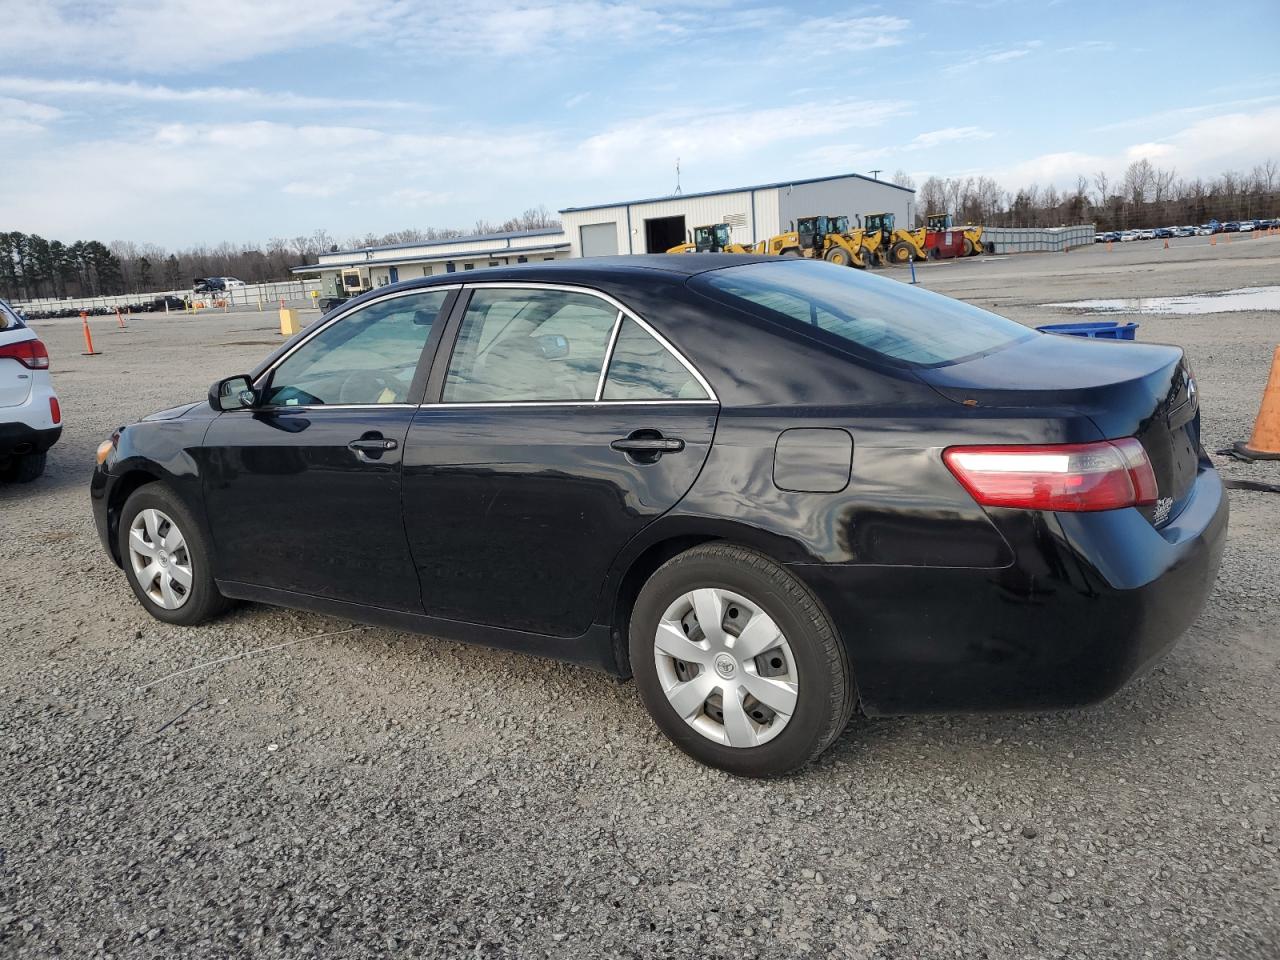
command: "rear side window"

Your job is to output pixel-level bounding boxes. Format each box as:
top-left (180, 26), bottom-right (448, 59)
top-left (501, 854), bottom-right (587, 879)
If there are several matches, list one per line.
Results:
top-left (603, 318), bottom-right (708, 401)
top-left (443, 289), bottom-right (618, 402)
top-left (693, 259), bottom-right (1033, 367)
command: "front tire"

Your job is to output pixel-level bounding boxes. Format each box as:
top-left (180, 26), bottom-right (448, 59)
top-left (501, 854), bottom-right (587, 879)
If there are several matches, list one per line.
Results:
top-left (824, 247), bottom-right (852, 266)
top-left (889, 241), bottom-right (913, 265)
top-left (629, 544), bottom-right (855, 777)
top-left (118, 484), bottom-right (232, 626)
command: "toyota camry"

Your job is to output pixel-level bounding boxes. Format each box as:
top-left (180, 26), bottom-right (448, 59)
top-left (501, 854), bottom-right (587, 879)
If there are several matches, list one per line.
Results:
top-left (91, 256), bottom-right (1227, 776)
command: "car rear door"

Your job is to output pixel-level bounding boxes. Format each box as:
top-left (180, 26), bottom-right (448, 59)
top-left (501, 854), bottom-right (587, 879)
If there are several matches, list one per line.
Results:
top-left (200, 286), bottom-right (456, 610)
top-left (401, 283), bottom-right (719, 638)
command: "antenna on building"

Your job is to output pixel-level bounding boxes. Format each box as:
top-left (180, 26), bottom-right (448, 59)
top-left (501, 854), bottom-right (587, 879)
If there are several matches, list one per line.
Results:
top-left (869, 169), bottom-right (882, 181)
top-left (674, 158), bottom-right (682, 195)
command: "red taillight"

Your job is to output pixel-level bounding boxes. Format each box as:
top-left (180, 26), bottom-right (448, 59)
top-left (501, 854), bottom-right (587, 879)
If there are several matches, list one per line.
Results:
top-left (0, 338), bottom-right (50, 370)
top-left (943, 438), bottom-right (1158, 512)
top-left (49, 396), bottom-right (61, 425)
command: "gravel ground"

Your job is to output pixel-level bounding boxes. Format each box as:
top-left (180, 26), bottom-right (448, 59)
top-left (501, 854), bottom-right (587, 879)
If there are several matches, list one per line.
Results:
top-left (2, 237), bottom-right (1278, 959)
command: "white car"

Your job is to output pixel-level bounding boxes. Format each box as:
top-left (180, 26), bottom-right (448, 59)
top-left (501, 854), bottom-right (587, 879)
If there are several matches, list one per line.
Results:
top-left (0, 299), bottom-right (61, 482)
top-left (1136, 229), bottom-right (1156, 240)
top-left (1119, 230), bottom-right (1138, 242)
top-left (221, 277), bottom-right (247, 288)
top-left (1238, 221), bottom-right (1254, 232)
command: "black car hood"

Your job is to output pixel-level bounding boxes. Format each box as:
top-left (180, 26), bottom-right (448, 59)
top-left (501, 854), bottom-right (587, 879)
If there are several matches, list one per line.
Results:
top-left (141, 400), bottom-right (205, 422)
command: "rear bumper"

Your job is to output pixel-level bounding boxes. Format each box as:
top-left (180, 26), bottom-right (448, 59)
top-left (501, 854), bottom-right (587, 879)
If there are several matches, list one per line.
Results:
top-left (0, 421), bottom-right (61, 456)
top-left (793, 464), bottom-right (1228, 715)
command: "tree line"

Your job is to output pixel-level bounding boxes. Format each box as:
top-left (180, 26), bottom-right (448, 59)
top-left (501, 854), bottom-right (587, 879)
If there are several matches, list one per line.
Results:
top-left (0, 206), bottom-right (561, 303)
top-left (898, 159), bottom-right (1279, 230)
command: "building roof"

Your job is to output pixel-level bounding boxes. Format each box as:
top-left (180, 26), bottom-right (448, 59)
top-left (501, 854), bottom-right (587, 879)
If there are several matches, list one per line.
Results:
top-left (292, 240), bottom-right (570, 274)
top-left (322, 226), bottom-right (565, 259)
top-left (559, 172), bottom-right (915, 214)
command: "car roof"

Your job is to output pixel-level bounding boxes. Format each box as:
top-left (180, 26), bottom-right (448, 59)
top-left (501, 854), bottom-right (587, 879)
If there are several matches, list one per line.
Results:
top-left (380, 253), bottom-right (780, 292)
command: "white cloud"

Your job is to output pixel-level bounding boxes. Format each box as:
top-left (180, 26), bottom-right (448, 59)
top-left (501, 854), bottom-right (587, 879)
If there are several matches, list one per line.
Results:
top-left (784, 15), bottom-right (910, 53)
top-left (0, 94), bottom-right (912, 242)
top-left (0, 0), bottom-right (811, 70)
top-left (0, 95), bottom-right (62, 135)
top-left (943, 41), bottom-right (1043, 74)
top-left (0, 76), bottom-right (417, 111)
top-left (907, 126), bottom-right (993, 150)
top-left (977, 105), bottom-right (1280, 191)
top-left (577, 98), bottom-right (910, 176)
top-left (0, 0), bottom-right (399, 71)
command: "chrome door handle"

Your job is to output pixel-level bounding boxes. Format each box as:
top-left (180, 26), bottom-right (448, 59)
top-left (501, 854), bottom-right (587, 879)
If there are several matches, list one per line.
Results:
top-left (610, 437), bottom-right (684, 453)
top-left (348, 438), bottom-right (398, 452)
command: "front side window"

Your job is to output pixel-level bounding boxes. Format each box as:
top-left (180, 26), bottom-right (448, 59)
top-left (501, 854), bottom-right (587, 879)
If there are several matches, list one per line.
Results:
top-left (443, 288), bottom-right (618, 402)
top-left (693, 259), bottom-right (1032, 367)
top-left (602, 319), bottom-right (709, 401)
top-left (264, 289), bottom-right (449, 406)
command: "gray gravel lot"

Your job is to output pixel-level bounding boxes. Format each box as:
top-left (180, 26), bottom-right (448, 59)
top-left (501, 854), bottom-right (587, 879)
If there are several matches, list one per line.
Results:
top-left (2, 237), bottom-right (1278, 958)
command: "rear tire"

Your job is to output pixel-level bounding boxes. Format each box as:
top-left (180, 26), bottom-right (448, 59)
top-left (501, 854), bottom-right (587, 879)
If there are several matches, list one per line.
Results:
top-left (889, 241), bottom-right (913, 265)
top-left (4, 452), bottom-right (46, 483)
top-left (779, 248), bottom-right (801, 258)
top-left (629, 543), bottom-right (856, 777)
top-left (118, 484), bottom-right (233, 626)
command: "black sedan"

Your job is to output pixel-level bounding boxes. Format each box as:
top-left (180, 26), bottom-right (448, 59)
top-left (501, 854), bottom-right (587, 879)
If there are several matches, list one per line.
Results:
top-left (91, 256), bottom-right (1227, 776)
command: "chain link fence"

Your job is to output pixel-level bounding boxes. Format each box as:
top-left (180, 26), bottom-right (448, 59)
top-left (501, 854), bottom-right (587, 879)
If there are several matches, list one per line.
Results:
top-left (13, 279), bottom-right (321, 316)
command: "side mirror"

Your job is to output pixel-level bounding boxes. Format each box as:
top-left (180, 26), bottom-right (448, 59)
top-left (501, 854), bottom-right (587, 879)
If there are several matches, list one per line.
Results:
top-left (209, 374), bottom-right (256, 411)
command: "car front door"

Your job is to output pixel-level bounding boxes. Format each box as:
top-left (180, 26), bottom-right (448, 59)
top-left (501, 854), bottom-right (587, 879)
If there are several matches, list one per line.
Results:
top-left (200, 286), bottom-right (456, 610)
top-left (402, 284), bottom-right (719, 638)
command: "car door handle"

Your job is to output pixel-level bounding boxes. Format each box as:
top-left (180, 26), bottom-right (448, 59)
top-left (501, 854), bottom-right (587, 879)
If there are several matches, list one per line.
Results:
top-left (610, 437), bottom-right (685, 453)
top-left (348, 437), bottom-right (398, 452)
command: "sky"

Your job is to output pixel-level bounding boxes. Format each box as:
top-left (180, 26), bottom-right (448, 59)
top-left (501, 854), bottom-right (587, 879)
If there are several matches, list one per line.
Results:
top-left (0, 0), bottom-right (1277, 248)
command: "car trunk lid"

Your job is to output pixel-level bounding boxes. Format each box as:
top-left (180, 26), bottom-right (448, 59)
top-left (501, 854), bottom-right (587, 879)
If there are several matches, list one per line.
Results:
top-left (919, 333), bottom-right (1201, 526)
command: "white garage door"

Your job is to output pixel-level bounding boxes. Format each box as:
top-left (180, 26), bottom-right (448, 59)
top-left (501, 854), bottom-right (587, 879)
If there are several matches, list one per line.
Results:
top-left (580, 222), bottom-right (619, 257)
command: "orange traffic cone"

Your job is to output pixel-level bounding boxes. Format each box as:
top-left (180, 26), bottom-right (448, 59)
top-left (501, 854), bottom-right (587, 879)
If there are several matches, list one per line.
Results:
top-left (1234, 346), bottom-right (1280, 460)
top-left (1211, 234), bottom-right (1217, 246)
top-left (1163, 238), bottom-right (1170, 249)
top-left (81, 312), bottom-right (100, 356)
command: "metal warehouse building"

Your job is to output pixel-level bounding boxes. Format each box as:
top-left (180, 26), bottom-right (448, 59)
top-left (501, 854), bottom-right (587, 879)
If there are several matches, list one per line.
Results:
top-left (560, 173), bottom-right (916, 257)
top-left (290, 172), bottom-right (915, 293)
top-left (292, 227), bottom-right (571, 296)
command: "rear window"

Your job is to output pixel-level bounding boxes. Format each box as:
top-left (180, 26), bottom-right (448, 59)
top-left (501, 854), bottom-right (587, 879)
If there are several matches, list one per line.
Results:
top-left (692, 259), bottom-right (1033, 367)
top-left (0, 301), bottom-right (23, 331)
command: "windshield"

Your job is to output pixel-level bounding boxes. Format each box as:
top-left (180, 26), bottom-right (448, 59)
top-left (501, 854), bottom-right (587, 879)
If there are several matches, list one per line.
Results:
top-left (692, 259), bottom-right (1034, 367)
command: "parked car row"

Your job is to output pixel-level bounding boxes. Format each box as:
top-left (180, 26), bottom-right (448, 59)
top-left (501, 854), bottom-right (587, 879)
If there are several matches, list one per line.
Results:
top-left (193, 277), bottom-right (246, 293)
top-left (1095, 218), bottom-right (1278, 244)
top-left (19, 295), bottom-right (189, 321)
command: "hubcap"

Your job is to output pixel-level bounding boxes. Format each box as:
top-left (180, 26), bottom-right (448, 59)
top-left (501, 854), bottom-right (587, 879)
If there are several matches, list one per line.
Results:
top-left (127, 508), bottom-right (193, 610)
top-left (653, 588), bottom-right (799, 748)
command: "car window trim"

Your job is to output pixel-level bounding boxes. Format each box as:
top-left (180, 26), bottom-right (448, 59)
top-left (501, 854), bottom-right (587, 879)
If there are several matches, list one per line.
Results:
top-left (427, 281), bottom-right (718, 406)
top-left (248, 285), bottom-right (461, 411)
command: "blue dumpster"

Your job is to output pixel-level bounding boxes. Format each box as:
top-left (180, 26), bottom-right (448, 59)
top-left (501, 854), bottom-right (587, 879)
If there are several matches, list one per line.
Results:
top-left (1036, 320), bottom-right (1139, 340)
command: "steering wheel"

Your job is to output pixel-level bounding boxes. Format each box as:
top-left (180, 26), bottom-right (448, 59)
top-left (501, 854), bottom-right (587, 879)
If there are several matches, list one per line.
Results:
top-left (338, 369), bottom-right (393, 404)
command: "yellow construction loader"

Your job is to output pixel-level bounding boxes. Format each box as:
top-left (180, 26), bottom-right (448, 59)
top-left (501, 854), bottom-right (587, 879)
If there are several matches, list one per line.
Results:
top-left (827, 215), bottom-right (882, 268)
top-left (926, 213), bottom-right (984, 257)
top-left (667, 223), bottom-right (754, 254)
top-left (862, 213), bottom-right (927, 266)
top-left (757, 216), bottom-right (870, 267)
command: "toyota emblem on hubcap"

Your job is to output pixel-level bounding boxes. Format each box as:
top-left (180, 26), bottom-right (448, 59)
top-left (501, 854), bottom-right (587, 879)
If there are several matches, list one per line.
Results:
top-left (714, 653), bottom-right (736, 679)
